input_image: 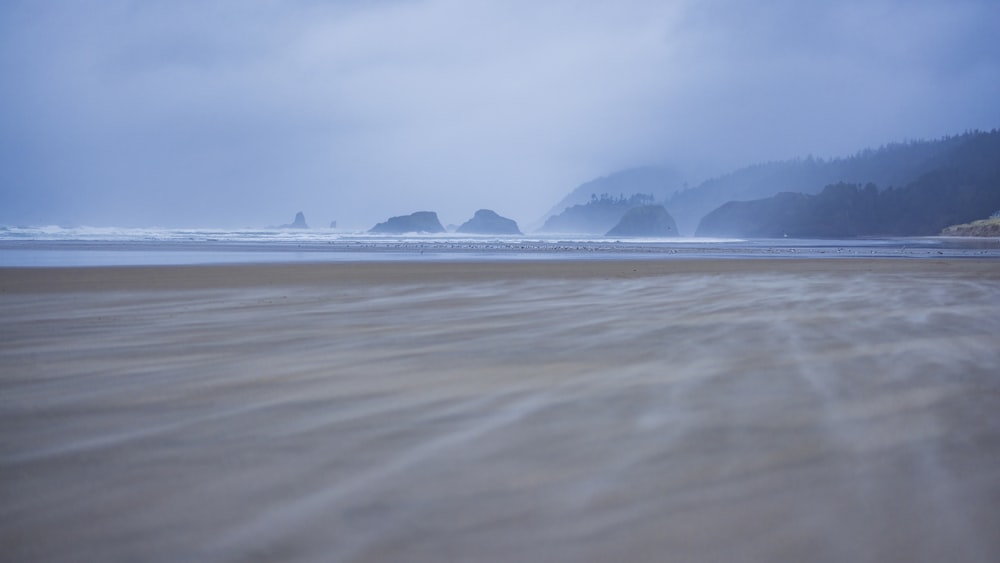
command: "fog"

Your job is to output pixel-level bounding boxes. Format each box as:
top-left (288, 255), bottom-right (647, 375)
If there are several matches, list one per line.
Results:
top-left (1, 0), bottom-right (998, 229)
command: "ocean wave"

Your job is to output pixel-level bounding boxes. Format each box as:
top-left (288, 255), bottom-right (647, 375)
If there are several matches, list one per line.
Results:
top-left (2, 225), bottom-right (998, 267)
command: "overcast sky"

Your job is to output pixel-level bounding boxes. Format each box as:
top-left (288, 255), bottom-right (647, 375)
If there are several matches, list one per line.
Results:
top-left (2, 0), bottom-right (998, 229)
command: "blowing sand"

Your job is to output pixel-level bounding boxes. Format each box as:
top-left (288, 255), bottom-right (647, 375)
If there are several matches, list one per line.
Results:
top-left (2, 259), bottom-right (1000, 562)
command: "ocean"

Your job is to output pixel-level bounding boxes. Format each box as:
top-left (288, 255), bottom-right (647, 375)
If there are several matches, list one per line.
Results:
top-left (1, 225), bottom-right (999, 266)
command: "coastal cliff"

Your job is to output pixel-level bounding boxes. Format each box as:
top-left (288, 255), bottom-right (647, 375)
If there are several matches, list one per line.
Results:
top-left (941, 217), bottom-right (1000, 237)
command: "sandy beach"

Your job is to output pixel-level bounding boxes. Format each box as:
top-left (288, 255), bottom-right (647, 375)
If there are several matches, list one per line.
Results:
top-left (2, 259), bottom-right (1000, 562)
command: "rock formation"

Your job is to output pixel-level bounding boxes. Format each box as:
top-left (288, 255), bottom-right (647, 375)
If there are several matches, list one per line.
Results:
top-left (941, 217), bottom-right (1000, 237)
top-left (539, 194), bottom-right (654, 234)
top-left (606, 205), bottom-right (678, 237)
top-left (277, 212), bottom-right (309, 229)
top-left (456, 209), bottom-right (522, 235)
top-left (369, 211), bottom-right (446, 234)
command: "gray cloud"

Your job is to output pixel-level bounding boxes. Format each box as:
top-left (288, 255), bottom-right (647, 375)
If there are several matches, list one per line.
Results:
top-left (1, 0), bottom-right (998, 228)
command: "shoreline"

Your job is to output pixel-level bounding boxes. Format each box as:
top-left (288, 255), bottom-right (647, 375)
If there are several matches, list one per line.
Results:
top-left (2, 257), bottom-right (1000, 293)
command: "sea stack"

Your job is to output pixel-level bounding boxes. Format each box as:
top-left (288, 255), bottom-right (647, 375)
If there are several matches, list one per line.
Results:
top-left (456, 209), bottom-right (522, 235)
top-left (369, 211), bottom-right (446, 234)
top-left (606, 205), bottom-right (678, 237)
top-left (278, 212), bottom-right (309, 229)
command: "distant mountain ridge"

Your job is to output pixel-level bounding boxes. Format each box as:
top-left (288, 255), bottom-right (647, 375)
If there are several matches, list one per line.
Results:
top-left (666, 133), bottom-right (982, 234)
top-left (544, 130), bottom-right (997, 236)
top-left (695, 130), bottom-right (1000, 237)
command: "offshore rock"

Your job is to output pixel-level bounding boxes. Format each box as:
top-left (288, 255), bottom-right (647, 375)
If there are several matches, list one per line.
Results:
top-left (456, 209), bottom-right (522, 235)
top-left (539, 194), bottom-right (654, 234)
top-left (277, 212), bottom-right (309, 229)
top-left (606, 205), bottom-right (678, 237)
top-left (369, 211), bottom-right (446, 234)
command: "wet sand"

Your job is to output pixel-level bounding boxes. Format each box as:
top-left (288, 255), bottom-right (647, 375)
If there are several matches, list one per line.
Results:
top-left (2, 259), bottom-right (1000, 562)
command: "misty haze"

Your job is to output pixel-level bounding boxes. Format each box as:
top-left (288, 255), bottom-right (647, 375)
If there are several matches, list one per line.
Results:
top-left (2, 0), bottom-right (998, 230)
top-left (2, 1), bottom-right (999, 563)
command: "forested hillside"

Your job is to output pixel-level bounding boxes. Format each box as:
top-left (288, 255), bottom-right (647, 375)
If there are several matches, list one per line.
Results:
top-left (541, 167), bottom-right (685, 226)
top-left (539, 194), bottom-right (655, 234)
top-left (695, 130), bottom-right (1000, 237)
top-left (666, 131), bottom-right (993, 234)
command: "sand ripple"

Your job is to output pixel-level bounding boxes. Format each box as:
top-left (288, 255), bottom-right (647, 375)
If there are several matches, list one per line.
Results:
top-left (2, 261), bottom-right (999, 562)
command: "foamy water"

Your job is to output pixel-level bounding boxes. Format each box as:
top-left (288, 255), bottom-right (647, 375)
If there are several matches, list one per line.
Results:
top-left (1, 225), bottom-right (999, 266)
top-left (2, 270), bottom-right (1000, 561)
